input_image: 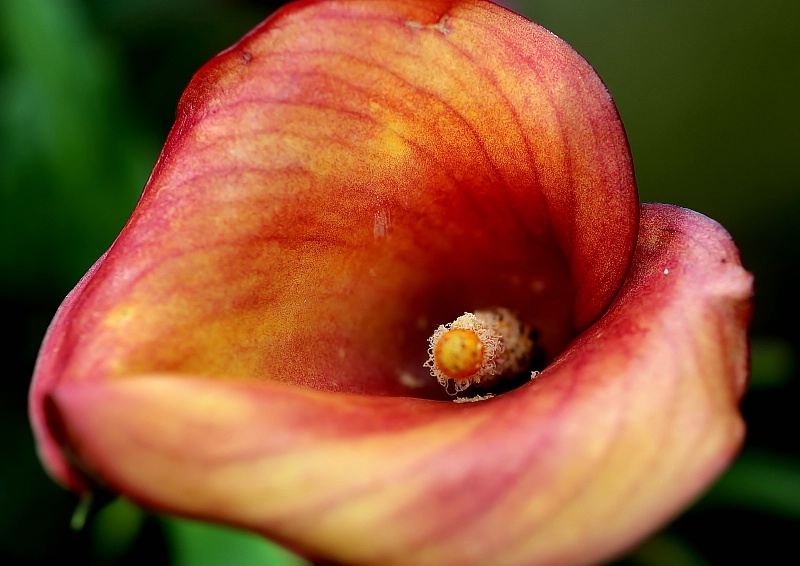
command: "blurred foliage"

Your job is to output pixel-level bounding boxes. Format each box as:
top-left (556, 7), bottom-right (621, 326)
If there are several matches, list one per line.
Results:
top-left (1, 0), bottom-right (798, 564)
top-left (165, 516), bottom-right (308, 566)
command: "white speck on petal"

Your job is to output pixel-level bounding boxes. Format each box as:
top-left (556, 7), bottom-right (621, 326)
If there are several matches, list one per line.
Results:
top-left (373, 208), bottom-right (392, 240)
top-left (399, 371), bottom-right (426, 389)
top-left (405, 15), bottom-right (452, 34)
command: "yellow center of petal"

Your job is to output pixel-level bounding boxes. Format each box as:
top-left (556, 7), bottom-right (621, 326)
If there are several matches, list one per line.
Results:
top-left (433, 328), bottom-right (484, 380)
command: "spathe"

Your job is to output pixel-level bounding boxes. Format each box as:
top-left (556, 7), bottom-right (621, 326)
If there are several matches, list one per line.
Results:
top-left (30, 1), bottom-right (751, 564)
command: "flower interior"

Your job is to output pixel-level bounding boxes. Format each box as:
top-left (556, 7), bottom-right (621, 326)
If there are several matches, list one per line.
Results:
top-left (46, 0), bottom-right (637, 403)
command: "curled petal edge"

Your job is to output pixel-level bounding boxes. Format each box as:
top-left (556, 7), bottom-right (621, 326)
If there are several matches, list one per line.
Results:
top-left (42, 204), bottom-right (752, 566)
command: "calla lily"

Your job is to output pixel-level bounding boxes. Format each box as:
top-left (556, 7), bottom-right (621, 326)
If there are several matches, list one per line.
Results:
top-left (30, 0), bottom-right (752, 564)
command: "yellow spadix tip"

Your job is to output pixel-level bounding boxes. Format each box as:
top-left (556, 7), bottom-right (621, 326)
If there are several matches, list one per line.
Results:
top-left (424, 309), bottom-right (534, 394)
top-left (433, 328), bottom-right (485, 380)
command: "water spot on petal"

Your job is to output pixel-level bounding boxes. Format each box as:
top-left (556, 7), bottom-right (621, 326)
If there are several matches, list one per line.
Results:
top-left (373, 208), bottom-right (392, 240)
top-left (398, 371), bottom-right (426, 389)
top-left (405, 15), bottom-right (452, 35)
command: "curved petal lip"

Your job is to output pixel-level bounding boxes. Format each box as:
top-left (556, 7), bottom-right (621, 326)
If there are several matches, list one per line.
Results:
top-left (39, 205), bottom-right (751, 565)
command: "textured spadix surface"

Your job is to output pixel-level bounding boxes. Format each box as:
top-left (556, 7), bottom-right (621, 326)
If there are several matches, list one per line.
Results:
top-left (30, 1), bottom-right (751, 565)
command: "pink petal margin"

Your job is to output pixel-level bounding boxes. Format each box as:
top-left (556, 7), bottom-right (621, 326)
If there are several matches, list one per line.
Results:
top-left (42, 203), bottom-right (752, 566)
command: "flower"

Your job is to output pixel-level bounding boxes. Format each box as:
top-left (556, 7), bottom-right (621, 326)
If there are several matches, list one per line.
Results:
top-left (29, 1), bottom-right (752, 564)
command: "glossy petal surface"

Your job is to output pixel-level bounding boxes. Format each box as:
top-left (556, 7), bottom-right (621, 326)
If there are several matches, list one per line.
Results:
top-left (29, 1), bottom-right (752, 565)
top-left (42, 205), bottom-right (751, 565)
top-left (32, 0), bottom-right (637, 489)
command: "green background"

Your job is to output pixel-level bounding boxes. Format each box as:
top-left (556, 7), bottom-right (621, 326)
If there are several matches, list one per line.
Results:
top-left (2, 0), bottom-right (798, 564)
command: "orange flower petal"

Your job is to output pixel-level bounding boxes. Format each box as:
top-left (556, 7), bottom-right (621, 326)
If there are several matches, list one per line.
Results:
top-left (29, 1), bottom-right (752, 564)
top-left (42, 204), bottom-right (751, 565)
top-left (32, 0), bottom-right (637, 490)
